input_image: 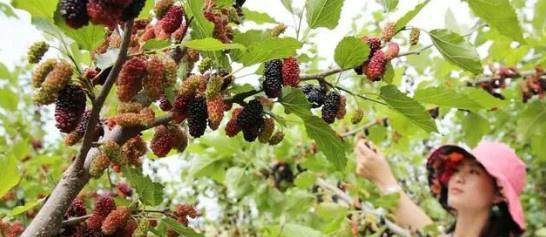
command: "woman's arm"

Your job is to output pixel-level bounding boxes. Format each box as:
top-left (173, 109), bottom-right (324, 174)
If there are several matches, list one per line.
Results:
top-left (354, 137), bottom-right (433, 232)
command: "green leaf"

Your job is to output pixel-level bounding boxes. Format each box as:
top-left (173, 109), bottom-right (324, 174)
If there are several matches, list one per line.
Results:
top-left (10, 199), bottom-right (44, 216)
top-left (186, 0), bottom-right (214, 39)
top-left (12, 0), bottom-right (56, 20)
top-left (0, 2), bottom-right (16, 17)
top-left (517, 101), bottom-right (546, 139)
top-left (243, 8), bottom-right (277, 24)
top-left (461, 112), bottom-right (489, 147)
top-left (372, 192), bottom-right (401, 211)
top-left (0, 88), bottom-right (18, 111)
top-left (414, 87), bottom-right (484, 111)
top-left (294, 171), bottom-right (316, 188)
top-left (280, 88), bottom-right (348, 170)
top-left (137, 0), bottom-right (154, 19)
top-left (467, 0), bottom-right (525, 43)
top-left (213, 0), bottom-right (233, 7)
top-left (334, 36), bottom-right (370, 69)
top-left (305, 0), bottom-right (344, 29)
top-left (52, 7), bottom-right (106, 51)
top-left (533, 0), bottom-right (546, 35)
top-left (182, 38), bottom-right (245, 51)
top-left (382, 0), bottom-right (399, 12)
top-left (162, 217), bottom-right (204, 237)
top-left (460, 87), bottom-right (507, 109)
top-left (0, 154), bottom-right (20, 198)
top-left (280, 0), bottom-right (294, 13)
top-left (225, 167), bottom-right (253, 198)
top-left (236, 37), bottom-right (302, 66)
top-left (122, 166), bottom-right (164, 206)
top-left (279, 224), bottom-right (322, 237)
top-left (429, 29), bottom-right (482, 74)
top-left (383, 62), bottom-right (394, 84)
top-left (395, 1), bottom-right (429, 32)
top-left (380, 85), bottom-right (438, 133)
top-left (142, 39), bottom-right (171, 51)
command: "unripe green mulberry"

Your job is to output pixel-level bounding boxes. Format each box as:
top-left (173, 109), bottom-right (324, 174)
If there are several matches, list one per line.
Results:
top-left (199, 57), bottom-right (213, 74)
top-left (271, 24), bottom-right (287, 37)
top-left (102, 141), bottom-right (126, 165)
top-left (41, 61), bottom-right (73, 94)
top-left (268, 131), bottom-right (284, 145)
top-left (163, 56), bottom-right (178, 86)
top-left (351, 109), bottom-right (364, 124)
top-left (178, 75), bottom-right (202, 97)
top-left (133, 219), bottom-right (150, 237)
top-left (89, 154), bottom-right (111, 178)
top-left (32, 88), bottom-right (58, 105)
top-left (382, 22), bottom-right (396, 41)
top-left (32, 59), bottom-right (57, 88)
top-left (410, 28), bottom-right (420, 46)
top-left (206, 75), bottom-right (223, 100)
top-left (27, 41), bottom-right (49, 64)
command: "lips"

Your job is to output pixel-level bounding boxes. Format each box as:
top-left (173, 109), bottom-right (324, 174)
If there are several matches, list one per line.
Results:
top-left (450, 187), bottom-right (463, 194)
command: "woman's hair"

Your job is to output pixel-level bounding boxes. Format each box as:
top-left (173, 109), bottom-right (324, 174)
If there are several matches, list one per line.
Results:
top-left (446, 202), bottom-right (523, 237)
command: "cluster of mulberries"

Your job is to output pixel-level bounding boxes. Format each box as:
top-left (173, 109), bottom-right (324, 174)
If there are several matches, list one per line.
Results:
top-left (84, 0), bottom-right (145, 29)
top-left (521, 67), bottom-right (546, 102)
top-left (263, 58), bottom-right (301, 98)
top-left (117, 57), bottom-right (147, 102)
top-left (271, 161), bottom-right (294, 189)
top-left (32, 60), bottom-right (74, 105)
top-left (301, 84), bottom-right (326, 108)
top-left (321, 91), bottom-right (346, 124)
top-left (0, 220), bottom-right (24, 237)
top-left (354, 35), bottom-right (400, 81)
top-left (86, 195), bottom-right (117, 231)
top-left (150, 124), bottom-right (188, 157)
top-left (204, 8), bottom-right (234, 43)
top-left (27, 41), bottom-right (49, 64)
top-left (54, 85), bottom-right (87, 133)
top-left (237, 99), bottom-right (264, 142)
top-left (111, 107), bottom-right (155, 127)
top-left (173, 204), bottom-right (198, 226)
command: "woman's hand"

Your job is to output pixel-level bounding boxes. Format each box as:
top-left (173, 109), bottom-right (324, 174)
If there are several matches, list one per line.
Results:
top-left (354, 134), bottom-right (397, 191)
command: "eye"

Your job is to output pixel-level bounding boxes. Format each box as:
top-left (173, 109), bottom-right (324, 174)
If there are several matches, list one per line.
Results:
top-left (470, 168), bottom-right (480, 175)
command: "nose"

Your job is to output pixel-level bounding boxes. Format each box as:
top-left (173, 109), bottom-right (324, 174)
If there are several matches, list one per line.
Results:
top-left (451, 170), bottom-right (465, 184)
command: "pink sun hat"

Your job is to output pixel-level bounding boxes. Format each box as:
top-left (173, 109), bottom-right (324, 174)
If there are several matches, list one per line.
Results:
top-left (426, 141), bottom-right (527, 231)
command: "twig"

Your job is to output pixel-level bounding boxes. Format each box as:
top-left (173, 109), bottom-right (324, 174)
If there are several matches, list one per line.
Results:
top-left (300, 68), bottom-right (348, 80)
top-left (74, 20), bottom-right (134, 171)
top-left (316, 178), bottom-right (411, 237)
top-left (62, 214), bottom-right (92, 226)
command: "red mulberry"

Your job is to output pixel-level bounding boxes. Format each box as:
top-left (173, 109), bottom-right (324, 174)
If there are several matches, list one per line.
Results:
top-left (207, 95), bottom-right (225, 130)
top-left (187, 97), bottom-right (208, 137)
top-left (60, 0), bottom-right (90, 29)
top-left (263, 59), bottom-right (283, 98)
top-left (87, 0), bottom-right (124, 29)
top-left (282, 57), bottom-right (300, 87)
top-left (121, 135), bottom-right (147, 165)
top-left (206, 75), bottom-right (223, 100)
top-left (150, 125), bottom-right (175, 157)
top-left (171, 126), bottom-right (188, 152)
top-left (225, 108), bottom-right (242, 137)
top-left (322, 92), bottom-right (341, 124)
top-left (65, 197), bottom-right (87, 218)
top-left (160, 5), bottom-right (183, 34)
top-left (172, 95), bottom-right (192, 123)
top-left (384, 42), bottom-right (399, 60)
top-left (27, 41), bottom-right (49, 64)
top-left (336, 95), bottom-right (347, 119)
top-left (159, 95), bottom-right (173, 111)
top-left (237, 99), bottom-right (264, 142)
top-left (362, 36), bottom-right (381, 55)
top-left (301, 84), bottom-right (326, 108)
top-left (54, 85), bottom-right (86, 133)
top-left (117, 57), bottom-right (146, 102)
top-left (204, 11), bottom-right (232, 43)
top-left (101, 207), bottom-right (130, 235)
top-left (144, 56), bottom-right (165, 101)
top-left (174, 203), bottom-right (197, 219)
top-left (364, 51), bottom-right (386, 81)
top-left (116, 182), bottom-right (133, 197)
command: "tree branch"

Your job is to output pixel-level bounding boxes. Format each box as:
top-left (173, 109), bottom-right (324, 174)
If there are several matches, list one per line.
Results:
top-left (75, 20), bottom-right (134, 171)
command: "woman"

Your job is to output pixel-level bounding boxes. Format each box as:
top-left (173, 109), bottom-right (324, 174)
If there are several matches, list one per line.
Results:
top-left (354, 137), bottom-right (526, 237)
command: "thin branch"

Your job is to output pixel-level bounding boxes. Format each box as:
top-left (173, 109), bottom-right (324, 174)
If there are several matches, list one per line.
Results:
top-left (62, 215), bottom-right (92, 226)
top-left (317, 178), bottom-right (411, 237)
top-left (74, 20), bottom-right (134, 171)
top-left (300, 68), bottom-right (348, 80)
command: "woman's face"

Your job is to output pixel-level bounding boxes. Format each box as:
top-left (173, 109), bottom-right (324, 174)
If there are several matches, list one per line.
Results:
top-left (447, 158), bottom-right (503, 212)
